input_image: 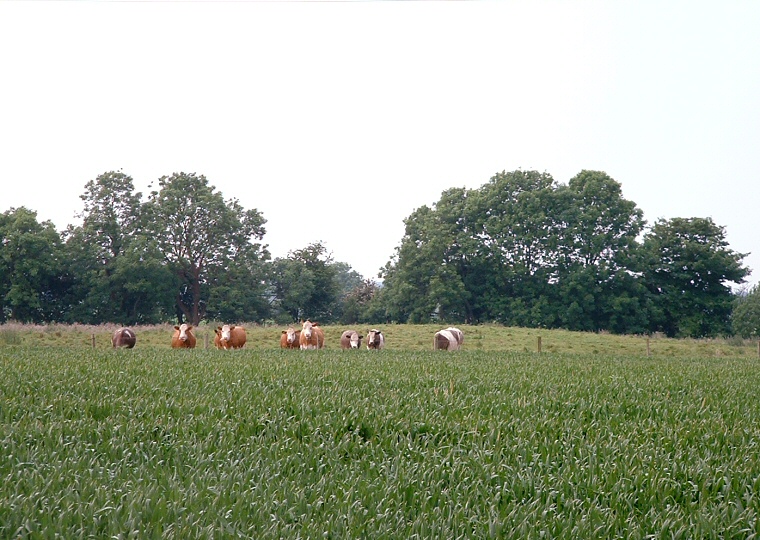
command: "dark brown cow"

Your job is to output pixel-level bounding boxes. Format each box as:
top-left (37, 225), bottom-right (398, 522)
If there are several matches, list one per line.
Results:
top-left (340, 330), bottom-right (363, 350)
top-left (214, 325), bottom-right (247, 350)
top-left (366, 329), bottom-right (384, 350)
top-left (171, 324), bottom-right (197, 349)
top-left (299, 320), bottom-right (325, 350)
top-left (112, 327), bottom-right (136, 349)
top-left (280, 327), bottom-right (301, 349)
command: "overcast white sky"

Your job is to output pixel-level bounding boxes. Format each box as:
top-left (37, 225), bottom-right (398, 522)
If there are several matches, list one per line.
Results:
top-left (1, 0), bottom-right (758, 288)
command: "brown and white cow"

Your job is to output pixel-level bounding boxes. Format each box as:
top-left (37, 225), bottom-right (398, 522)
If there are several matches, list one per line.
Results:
top-left (299, 320), bottom-right (325, 350)
top-left (280, 327), bottom-right (301, 349)
top-left (171, 323), bottom-right (197, 349)
top-left (214, 324), bottom-right (246, 350)
top-left (366, 329), bottom-right (384, 350)
top-left (434, 328), bottom-right (460, 351)
top-left (340, 330), bottom-right (363, 350)
top-left (112, 327), bottom-right (136, 349)
top-left (446, 327), bottom-right (464, 346)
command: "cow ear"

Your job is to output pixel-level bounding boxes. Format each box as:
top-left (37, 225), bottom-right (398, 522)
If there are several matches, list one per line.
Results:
top-left (217, 326), bottom-right (222, 331)
top-left (174, 325), bottom-right (180, 330)
top-left (187, 325), bottom-right (193, 331)
top-left (282, 330), bottom-right (287, 334)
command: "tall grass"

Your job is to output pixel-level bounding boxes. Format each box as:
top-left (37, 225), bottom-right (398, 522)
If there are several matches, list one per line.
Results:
top-left (2, 348), bottom-right (760, 537)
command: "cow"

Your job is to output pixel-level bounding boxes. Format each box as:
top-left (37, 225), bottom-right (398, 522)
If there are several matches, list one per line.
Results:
top-left (280, 327), bottom-right (301, 349)
top-left (366, 329), bottom-right (384, 350)
top-left (214, 324), bottom-right (246, 350)
top-left (112, 327), bottom-right (136, 349)
top-left (299, 320), bottom-right (325, 350)
top-left (446, 327), bottom-right (464, 347)
top-left (171, 323), bottom-right (197, 349)
top-left (340, 330), bottom-right (363, 350)
top-left (434, 328), bottom-right (460, 351)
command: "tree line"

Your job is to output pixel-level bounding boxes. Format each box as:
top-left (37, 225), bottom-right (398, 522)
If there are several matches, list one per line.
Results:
top-left (0, 169), bottom-right (756, 338)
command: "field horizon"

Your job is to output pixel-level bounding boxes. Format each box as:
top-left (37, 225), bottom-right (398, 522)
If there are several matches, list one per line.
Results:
top-left (0, 321), bottom-right (758, 359)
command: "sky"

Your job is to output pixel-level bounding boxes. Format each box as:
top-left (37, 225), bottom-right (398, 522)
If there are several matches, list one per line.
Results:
top-left (1, 0), bottom-right (758, 288)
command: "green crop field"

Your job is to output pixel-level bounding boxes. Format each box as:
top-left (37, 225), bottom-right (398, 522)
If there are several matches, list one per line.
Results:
top-left (2, 344), bottom-right (760, 539)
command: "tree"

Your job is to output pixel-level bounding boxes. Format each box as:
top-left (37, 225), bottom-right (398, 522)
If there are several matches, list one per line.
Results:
top-left (642, 217), bottom-right (749, 337)
top-left (269, 242), bottom-right (340, 323)
top-left (0, 207), bottom-right (68, 322)
top-left (471, 170), bottom-right (563, 326)
top-left (732, 285), bottom-right (760, 338)
top-left (340, 278), bottom-right (381, 324)
top-left (64, 171), bottom-right (176, 324)
top-left (144, 172), bottom-right (268, 325)
top-left (331, 261), bottom-right (365, 323)
top-left (379, 188), bottom-right (477, 323)
top-left (206, 241), bottom-right (271, 324)
top-left (553, 171), bottom-right (649, 333)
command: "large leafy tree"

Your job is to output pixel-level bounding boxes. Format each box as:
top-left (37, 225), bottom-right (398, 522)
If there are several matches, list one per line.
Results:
top-left (0, 207), bottom-right (68, 322)
top-left (144, 172), bottom-right (268, 325)
top-left (205, 241), bottom-right (271, 324)
top-left (380, 188), bottom-right (476, 323)
top-left (269, 242), bottom-right (340, 323)
top-left (65, 171), bottom-right (175, 324)
top-left (471, 170), bottom-right (563, 326)
top-left (643, 217), bottom-right (749, 337)
top-left (379, 169), bottom-right (658, 333)
top-left (380, 171), bottom-right (567, 325)
top-left (553, 171), bottom-right (650, 333)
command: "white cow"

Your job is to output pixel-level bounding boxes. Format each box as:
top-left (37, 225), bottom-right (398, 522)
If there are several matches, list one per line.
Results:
top-left (434, 328), bottom-right (461, 351)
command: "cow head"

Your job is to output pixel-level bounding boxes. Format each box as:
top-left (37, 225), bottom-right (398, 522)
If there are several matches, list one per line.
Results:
top-left (349, 331), bottom-right (362, 348)
top-left (302, 320), bottom-right (315, 339)
top-left (217, 325), bottom-right (234, 342)
top-left (174, 324), bottom-right (193, 342)
top-left (284, 327), bottom-right (298, 344)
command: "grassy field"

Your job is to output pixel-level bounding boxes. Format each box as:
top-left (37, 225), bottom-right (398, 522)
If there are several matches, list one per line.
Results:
top-left (2, 344), bottom-right (760, 538)
top-left (1, 321), bottom-right (758, 358)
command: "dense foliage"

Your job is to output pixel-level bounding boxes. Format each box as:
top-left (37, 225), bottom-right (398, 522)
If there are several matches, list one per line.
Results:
top-left (0, 168), bottom-right (750, 334)
top-left (2, 348), bottom-right (760, 537)
top-left (733, 285), bottom-right (760, 338)
top-left (378, 170), bottom-right (748, 337)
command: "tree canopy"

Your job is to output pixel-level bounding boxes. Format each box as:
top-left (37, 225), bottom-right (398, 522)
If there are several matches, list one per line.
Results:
top-left (144, 172), bottom-right (269, 325)
top-left (0, 207), bottom-right (68, 323)
top-left (376, 170), bottom-right (748, 337)
top-left (0, 168), bottom-right (751, 336)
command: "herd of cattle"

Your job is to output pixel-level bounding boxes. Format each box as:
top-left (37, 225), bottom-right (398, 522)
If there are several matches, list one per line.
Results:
top-left (111, 321), bottom-right (465, 351)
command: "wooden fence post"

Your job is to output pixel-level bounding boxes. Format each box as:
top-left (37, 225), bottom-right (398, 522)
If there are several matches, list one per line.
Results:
top-left (537, 336), bottom-right (542, 354)
top-left (646, 337), bottom-right (651, 357)
top-left (91, 333), bottom-right (96, 349)
top-left (205, 332), bottom-right (209, 350)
